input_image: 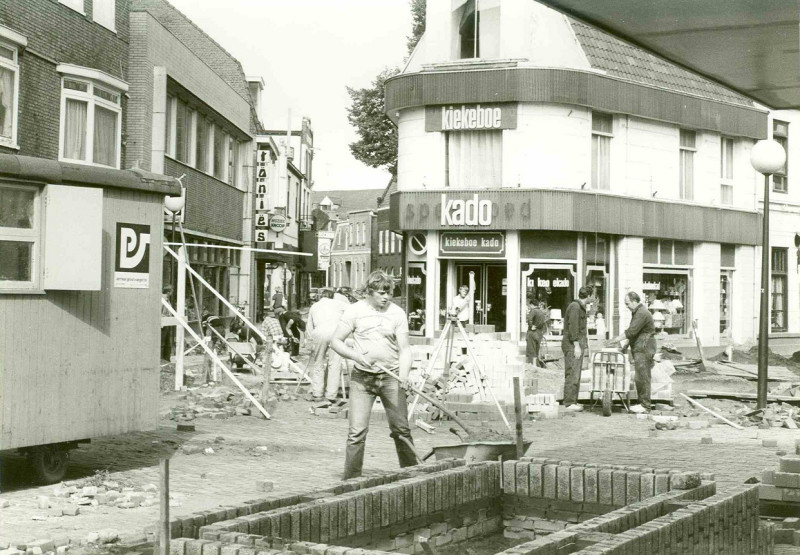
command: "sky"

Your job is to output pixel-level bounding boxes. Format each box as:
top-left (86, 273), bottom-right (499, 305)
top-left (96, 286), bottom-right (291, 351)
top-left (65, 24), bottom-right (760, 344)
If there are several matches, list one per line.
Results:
top-left (167, 0), bottom-right (412, 192)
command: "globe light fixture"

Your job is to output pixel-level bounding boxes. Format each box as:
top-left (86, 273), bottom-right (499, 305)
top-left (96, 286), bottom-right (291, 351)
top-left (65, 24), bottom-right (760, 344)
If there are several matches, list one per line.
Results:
top-left (751, 139), bottom-right (786, 409)
top-left (164, 190), bottom-right (186, 288)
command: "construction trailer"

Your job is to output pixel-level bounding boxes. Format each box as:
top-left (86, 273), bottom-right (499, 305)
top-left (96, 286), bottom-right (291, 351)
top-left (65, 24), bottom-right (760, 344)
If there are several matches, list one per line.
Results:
top-left (0, 153), bottom-right (179, 483)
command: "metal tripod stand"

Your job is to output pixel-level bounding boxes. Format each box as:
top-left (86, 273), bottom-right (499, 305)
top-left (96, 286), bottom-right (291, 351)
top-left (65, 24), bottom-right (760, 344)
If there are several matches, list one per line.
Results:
top-left (408, 316), bottom-right (511, 431)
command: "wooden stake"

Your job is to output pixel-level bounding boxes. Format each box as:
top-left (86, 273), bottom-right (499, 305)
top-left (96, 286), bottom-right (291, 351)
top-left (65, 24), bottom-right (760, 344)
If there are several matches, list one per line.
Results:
top-left (679, 393), bottom-right (744, 430)
top-left (159, 458), bottom-right (169, 555)
top-left (513, 377), bottom-right (525, 459)
top-left (691, 320), bottom-right (707, 370)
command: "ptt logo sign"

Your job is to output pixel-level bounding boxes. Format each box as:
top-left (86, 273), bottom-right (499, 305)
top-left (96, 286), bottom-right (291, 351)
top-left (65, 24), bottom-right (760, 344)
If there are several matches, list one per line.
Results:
top-left (441, 194), bottom-right (492, 226)
top-left (114, 222), bottom-right (151, 289)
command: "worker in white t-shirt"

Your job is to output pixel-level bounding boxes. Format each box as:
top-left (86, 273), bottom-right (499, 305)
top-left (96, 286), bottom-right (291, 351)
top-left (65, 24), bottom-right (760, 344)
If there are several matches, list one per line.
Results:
top-left (451, 275), bottom-right (475, 325)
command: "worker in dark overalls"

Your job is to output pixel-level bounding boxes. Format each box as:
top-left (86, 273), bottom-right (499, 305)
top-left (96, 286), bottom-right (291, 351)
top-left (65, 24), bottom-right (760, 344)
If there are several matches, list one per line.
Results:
top-left (610, 291), bottom-right (656, 413)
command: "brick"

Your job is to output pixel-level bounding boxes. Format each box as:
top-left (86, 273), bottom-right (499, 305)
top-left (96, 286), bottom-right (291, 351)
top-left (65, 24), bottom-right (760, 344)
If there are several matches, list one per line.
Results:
top-left (626, 472), bottom-right (641, 504)
top-left (516, 463), bottom-right (530, 496)
top-left (780, 456), bottom-right (800, 474)
top-left (598, 469), bottom-right (614, 506)
top-left (611, 471), bottom-right (627, 506)
top-left (570, 467), bottom-right (585, 503)
top-left (503, 461), bottom-right (516, 492)
top-left (670, 472), bottom-right (701, 490)
top-left (773, 472), bottom-right (800, 489)
top-left (557, 465), bottom-right (572, 500)
top-left (640, 473), bottom-right (655, 500)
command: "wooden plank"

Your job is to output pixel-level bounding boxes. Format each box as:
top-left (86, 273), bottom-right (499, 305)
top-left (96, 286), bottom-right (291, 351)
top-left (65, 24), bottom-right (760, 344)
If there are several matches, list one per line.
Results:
top-left (720, 362), bottom-right (798, 381)
top-left (687, 390), bottom-right (800, 404)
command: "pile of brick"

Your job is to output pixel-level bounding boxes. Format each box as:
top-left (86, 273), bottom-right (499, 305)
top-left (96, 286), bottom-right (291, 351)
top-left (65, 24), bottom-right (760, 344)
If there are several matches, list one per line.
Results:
top-left (759, 454), bottom-right (800, 508)
top-left (750, 402), bottom-right (800, 429)
top-left (165, 386), bottom-right (262, 421)
top-left (773, 517), bottom-right (800, 547)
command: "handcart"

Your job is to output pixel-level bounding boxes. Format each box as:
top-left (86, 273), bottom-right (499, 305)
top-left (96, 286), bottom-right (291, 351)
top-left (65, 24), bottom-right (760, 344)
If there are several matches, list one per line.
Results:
top-left (225, 332), bottom-right (258, 372)
top-left (590, 348), bottom-right (631, 416)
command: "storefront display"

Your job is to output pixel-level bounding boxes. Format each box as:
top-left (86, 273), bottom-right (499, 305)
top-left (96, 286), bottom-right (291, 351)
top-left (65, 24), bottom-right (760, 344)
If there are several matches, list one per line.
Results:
top-left (643, 272), bottom-right (690, 334)
top-left (407, 262), bottom-right (426, 335)
top-left (585, 267), bottom-right (607, 339)
top-left (720, 272), bottom-right (732, 336)
top-left (522, 265), bottom-right (575, 336)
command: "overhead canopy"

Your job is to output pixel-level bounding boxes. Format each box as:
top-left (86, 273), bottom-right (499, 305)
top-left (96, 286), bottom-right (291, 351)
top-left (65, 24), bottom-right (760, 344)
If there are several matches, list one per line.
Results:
top-left (536, 0), bottom-right (800, 109)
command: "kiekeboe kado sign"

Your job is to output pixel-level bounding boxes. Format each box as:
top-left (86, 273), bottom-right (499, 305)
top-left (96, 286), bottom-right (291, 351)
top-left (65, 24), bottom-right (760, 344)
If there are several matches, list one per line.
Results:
top-left (425, 103), bottom-right (518, 132)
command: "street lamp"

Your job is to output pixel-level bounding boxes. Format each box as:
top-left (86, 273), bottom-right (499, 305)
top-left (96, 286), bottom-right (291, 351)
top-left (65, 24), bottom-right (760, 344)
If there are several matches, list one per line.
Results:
top-left (750, 139), bottom-right (786, 409)
top-left (164, 191), bottom-right (186, 288)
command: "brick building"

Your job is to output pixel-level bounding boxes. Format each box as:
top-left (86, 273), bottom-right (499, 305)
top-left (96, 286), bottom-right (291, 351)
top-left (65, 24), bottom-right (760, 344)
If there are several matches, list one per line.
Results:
top-left (127, 0), bottom-right (259, 316)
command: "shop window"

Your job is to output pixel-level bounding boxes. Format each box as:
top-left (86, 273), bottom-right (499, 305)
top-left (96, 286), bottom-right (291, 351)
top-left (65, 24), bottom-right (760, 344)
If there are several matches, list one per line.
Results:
top-left (679, 129), bottom-right (695, 200)
top-left (643, 239), bottom-right (693, 266)
top-left (522, 265), bottom-right (575, 336)
top-left (643, 273), bottom-right (689, 334)
top-left (720, 271), bottom-right (732, 336)
top-left (59, 72), bottom-right (123, 168)
top-left (591, 113), bottom-right (612, 190)
top-left (0, 184), bottom-right (39, 289)
top-left (772, 247), bottom-right (788, 331)
top-left (0, 41), bottom-right (20, 148)
top-left (773, 121), bottom-right (788, 193)
top-left (93, 0), bottom-right (115, 31)
top-left (407, 262), bottom-right (426, 335)
top-left (586, 267), bottom-right (608, 339)
top-left (456, 0), bottom-right (500, 59)
top-left (720, 137), bottom-right (734, 204)
top-left (195, 116), bottom-right (208, 172)
top-left (445, 130), bottom-right (502, 188)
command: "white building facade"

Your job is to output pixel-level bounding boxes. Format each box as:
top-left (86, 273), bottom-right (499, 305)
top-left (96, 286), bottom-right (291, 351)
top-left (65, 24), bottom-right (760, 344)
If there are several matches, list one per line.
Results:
top-left (388, 0), bottom-right (782, 346)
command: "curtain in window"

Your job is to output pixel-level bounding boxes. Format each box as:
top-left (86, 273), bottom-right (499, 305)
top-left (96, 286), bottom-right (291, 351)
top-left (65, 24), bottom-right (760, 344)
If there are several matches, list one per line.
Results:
top-left (0, 66), bottom-right (14, 140)
top-left (447, 130), bottom-right (502, 188)
top-left (93, 105), bottom-right (117, 167)
top-left (680, 150), bottom-right (694, 200)
top-left (591, 135), bottom-right (611, 189)
top-left (64, 98), bottom-right (87, 161)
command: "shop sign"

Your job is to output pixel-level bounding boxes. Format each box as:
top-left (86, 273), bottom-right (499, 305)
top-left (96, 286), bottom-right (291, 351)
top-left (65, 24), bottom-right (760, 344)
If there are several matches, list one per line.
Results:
top-left (441, 194), bottom-right (492, 226)
top-left (270, 214), bottom-right (287, 233)
top-left (425, 103), bottom-right (518, 132)
top-left (407, 276), bottom-right (422, 285)
top-left (114, 223), bottom-right (151, 289)
top-left (643, 281), bottom-right (661, 291)
top-left (317, 235), bottom-right (332, 270)
top-left (528, 277), bottom-right (570, 288)
top-left (255, 229), bottom-right (268, 242)
top-left (439, 231), bottom-right (505, 257)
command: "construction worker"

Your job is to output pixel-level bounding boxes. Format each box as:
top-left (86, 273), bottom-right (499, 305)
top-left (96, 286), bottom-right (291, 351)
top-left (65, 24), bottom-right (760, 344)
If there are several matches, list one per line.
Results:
top-left (330, 270), bottom-right (417, 480)
top-left (307, 288), bottom-right (347, 404)
top-left (609, 291), bottom-right (656, 414)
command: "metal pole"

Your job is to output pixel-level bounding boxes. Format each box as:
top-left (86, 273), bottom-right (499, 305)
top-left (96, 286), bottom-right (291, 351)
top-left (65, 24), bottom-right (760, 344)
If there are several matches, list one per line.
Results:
top-left (757, 173), bottom-right (771, 409)
top-left (171, 212), bottom-right (177, 286)
top-left (159, 458), bottom-right (169, 555)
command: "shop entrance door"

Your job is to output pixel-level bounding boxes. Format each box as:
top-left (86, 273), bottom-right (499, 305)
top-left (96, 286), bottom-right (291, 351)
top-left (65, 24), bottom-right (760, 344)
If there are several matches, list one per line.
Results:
top-left (455, 263), bottom-right (507, 332)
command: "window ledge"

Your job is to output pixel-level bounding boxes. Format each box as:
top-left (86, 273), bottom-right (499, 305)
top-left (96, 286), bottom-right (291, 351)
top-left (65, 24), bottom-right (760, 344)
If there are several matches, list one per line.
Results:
top-left (0, 141), bottom-right (20, 151)
top-left (0, 287), bottom-right (45, 295)
top-left (58, 156), bottom-right (119, 170)
top-left (0, 24), bottom-right (28, 48)
top-left (56, 63), bottom-right (128, 92)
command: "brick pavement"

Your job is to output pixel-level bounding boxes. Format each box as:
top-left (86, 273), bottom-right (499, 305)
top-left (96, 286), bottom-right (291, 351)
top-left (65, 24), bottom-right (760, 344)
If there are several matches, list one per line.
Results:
top-left (2, 396), bottom-right (800, 548)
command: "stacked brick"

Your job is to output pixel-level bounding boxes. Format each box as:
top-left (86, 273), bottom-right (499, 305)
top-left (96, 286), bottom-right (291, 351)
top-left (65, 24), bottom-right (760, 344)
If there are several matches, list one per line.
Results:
top-left (160, 460), bottom-right (465, 540)
top-left (760, 454), bottom-right (800, 504)
top-left (191, 462), bottom-right (502, 554)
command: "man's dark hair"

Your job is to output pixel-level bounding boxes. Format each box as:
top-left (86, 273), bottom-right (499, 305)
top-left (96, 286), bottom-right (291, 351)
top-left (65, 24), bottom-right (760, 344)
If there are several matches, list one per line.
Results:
top-left (364, 270), bottom-right (394, 293)
top-left (321, 288), bottom-right (334, 299)
top-left (578, 286), bottom-right (591, 300)
top-left (626, 291), bottom-right (641, 303)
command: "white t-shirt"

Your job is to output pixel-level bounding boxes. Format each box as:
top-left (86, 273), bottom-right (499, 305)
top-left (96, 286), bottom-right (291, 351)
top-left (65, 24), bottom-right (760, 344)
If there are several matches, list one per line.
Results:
top-left (308, 297), bottom-right (347, 343)
top-left (339, 300), bottom-right (409, 372)
top-left (452, 294), bottom-right (472, 322)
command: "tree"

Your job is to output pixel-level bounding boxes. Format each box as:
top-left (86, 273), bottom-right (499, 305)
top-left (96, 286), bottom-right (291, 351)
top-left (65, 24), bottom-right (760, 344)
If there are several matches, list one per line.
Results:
top-left (346, 0), bottom-right (425, 176)
top-left (345, 68), bottom-right (400, 176)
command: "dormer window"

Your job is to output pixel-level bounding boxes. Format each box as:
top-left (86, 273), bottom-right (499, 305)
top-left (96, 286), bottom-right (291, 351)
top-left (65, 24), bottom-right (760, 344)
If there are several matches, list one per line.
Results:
top-left (456, 0), bottom-right (500, 60)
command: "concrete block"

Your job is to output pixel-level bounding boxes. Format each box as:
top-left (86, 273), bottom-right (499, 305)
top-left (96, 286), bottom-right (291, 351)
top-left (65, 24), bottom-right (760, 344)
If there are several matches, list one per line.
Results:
top-left (516, 463), bottom-right (530, 496)
top-left (669, 472), bottom-right (701, 490)
top-left (640, 473), bottom-right (655, 500)
top-left (256, 481), bottom-right (274, 493)
top-left (528, 464), bottom-right (543, 497)
top-left (598, 469), bottom-right (614, 506)
top-left (570, 467), bottom-right (585, 503)
top-left (557, 465), bottom-right (571, 500)
top-left (543, 465), bottom-right (557, 499)
top-left (584, 467), bottom-right (598, 504)
top-left (759, 484), bottom-right (783, 501)
top-left (763, 439), bottom-right (778, 448)
top-left (611, 471), bottom-right (627, 506)
top-left (762, 469), bottom-right (775, 484)
top-left (779, 456), bottom-right (800, 474)
top-left (626, 472), bottom-right (641, 504)
top-left (701, 437), bottom-right (713, 444)
top-left (773, 472), bottom-right (800, 489)
top-left (503, 461), bottom-right (516, 493)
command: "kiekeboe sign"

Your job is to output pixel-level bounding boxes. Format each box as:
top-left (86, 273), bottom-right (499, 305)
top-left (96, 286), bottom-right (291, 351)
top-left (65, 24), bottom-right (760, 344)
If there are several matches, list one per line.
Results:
top-left (425, 103), bottom-right (518, 132)
top-left (439, 231), bottom-right (505, 257)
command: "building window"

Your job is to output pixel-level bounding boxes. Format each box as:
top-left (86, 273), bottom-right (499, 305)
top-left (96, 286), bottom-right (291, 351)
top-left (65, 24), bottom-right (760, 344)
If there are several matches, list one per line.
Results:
top-left (643, 239), bottom-right (693, 266)
top-left (92, 0), bottom-right (115, 31)
top-left (771, 247), bottom-right (788, 331)
top-left (773, 120), bottom-right (788, 193)
top-left (195, 116), bottom-right (208, 172)
top-left (0, 183), bottom-right (40, 290)
top-left (174, 98), bottom-right (193, 164)
top-left (720, 137), bottom-right (734, 205)
top-left (59, 76), bottom-right (122, 168)
top-left (591, 113), bottom-right (612, 190)
top-left (213, 125), bottom-right (229, 181)
top-left (445, 130), bottom-right (502, 188)
top-left (457, 0), bottom-right (500, 59)
top-left (0, 42), bottom-right (20, 148)
top-left (59, 0), bottom-right (84, 13)
top-left (679, 129), bottom-right (695, 200)
top-left (378, 231), bottom-right (384, 254)
top-left (164, 95), bottom-right (175, 157)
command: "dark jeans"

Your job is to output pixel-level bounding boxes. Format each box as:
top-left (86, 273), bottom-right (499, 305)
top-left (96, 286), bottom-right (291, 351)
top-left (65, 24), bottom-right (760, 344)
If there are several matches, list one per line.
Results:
top-left (344, 369), bottom-right (417, 480)
top-left (633, 351), bottom-right (654, 409)
top-left (561, 345), bottom-right (585, 406)
top-left (161, 326), bottom-right (173, 361)
top-left (526, 331), bottom-right (542, 364)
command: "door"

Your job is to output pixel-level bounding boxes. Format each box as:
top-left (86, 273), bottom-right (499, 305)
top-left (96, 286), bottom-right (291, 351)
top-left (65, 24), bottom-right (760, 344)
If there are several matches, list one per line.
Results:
top-left (454, 263), bottom-right (506, 332)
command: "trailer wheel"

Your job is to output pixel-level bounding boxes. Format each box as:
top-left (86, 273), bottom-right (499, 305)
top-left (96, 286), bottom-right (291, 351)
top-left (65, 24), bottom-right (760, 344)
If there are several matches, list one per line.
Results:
top-left (28, 445), bottom-right (70, 484)
top-left (602, 389), bottom-right (613, 417)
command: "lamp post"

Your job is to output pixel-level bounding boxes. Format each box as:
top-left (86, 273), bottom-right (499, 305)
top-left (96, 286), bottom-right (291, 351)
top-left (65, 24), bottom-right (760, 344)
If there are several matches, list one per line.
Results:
top-left (750, 139), bottom-right (786, 409)
top-left (164, 192), bottom-right (186, 288)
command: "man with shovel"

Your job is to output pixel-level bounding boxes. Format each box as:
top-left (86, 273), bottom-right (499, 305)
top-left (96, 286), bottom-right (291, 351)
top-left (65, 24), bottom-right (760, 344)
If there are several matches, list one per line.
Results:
top-left (330, 270), bottom-right (417, 480)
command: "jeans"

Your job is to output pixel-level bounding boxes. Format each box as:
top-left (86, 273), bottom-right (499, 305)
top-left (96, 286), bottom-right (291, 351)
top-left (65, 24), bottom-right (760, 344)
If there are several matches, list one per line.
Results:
top-left (561, 345), bottom-right (585, 406)
top-left (526, 331), bottom-right (542, 364)
top-left (310, 342), bottom-right (343, 400)
top-left (343, 369), bottom-right (417, 480)
top-left (633, 351), bottom-right (654, 409)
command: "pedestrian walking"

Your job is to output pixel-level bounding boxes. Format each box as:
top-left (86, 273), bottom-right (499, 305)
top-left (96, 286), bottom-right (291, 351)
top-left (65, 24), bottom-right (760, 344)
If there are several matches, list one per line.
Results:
top-left (330, 270), bottom-right (417, 480)
top-left (609, 291), bottom-right (656, 413)
top-left (307, 289), bottom-right (347, 404)
top-left (561, 286), bottom-right (590, 412)
top-left (271, 286), bottom-right (287, 315)
top-left (526, 298), bottom-right (548, 365)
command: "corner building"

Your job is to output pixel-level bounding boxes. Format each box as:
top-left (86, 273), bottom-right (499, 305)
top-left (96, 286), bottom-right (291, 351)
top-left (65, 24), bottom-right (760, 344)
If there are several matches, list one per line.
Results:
top-left (388, 0), bottom-right (769, 346)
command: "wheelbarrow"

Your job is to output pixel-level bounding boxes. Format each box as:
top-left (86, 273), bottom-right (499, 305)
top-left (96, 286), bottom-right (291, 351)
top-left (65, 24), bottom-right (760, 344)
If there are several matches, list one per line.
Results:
top-left (228, 339), bottom-right (257, 371)
top-left (589, 348), bottom-right (631, 416)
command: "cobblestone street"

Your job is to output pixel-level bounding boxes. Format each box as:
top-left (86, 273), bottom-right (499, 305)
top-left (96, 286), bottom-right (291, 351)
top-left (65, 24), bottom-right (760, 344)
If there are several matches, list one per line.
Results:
top-left (3, 388), bottom-right (799, 548)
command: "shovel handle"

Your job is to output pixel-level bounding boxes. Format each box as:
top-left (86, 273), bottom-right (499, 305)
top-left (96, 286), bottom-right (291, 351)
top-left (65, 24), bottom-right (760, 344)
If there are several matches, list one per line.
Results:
top-left (373, 362), bottom-right (477, 438)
